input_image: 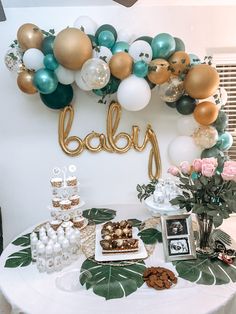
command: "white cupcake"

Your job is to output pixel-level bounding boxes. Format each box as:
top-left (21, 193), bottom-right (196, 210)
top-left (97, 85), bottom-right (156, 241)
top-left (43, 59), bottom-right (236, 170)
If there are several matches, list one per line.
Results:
top-left (66, 176), bottom-right (77, 186)
top-left (60, 199), bottom-right (72, 210)
top-left (50, 177), bottom-right (63, 188)
top-left (69, 195), bottom-right (80, 206)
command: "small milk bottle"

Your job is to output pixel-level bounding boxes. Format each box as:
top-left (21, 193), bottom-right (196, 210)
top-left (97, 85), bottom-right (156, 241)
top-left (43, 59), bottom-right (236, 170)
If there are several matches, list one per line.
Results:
top-left (36, 243), bottom-right (46, 273)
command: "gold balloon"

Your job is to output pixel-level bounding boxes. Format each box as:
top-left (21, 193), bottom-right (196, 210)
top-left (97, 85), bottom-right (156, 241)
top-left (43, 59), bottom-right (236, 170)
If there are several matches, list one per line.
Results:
top-left (17, 70), bottom-right (37, 94)
top-left (17, 23), bottom-right (44, 51)
top-left (168, 51), bottom-right (190, 75)
top-left (109, 52), bottom-right (133, 80)
top-left (147, 59), bottom-right (171, 85)
top-left (184, 64), bottom-right (220, 99)
top-left (53, 28), bottom-right (92, 70)
top-left (193, 101), bottom-right (219, 126)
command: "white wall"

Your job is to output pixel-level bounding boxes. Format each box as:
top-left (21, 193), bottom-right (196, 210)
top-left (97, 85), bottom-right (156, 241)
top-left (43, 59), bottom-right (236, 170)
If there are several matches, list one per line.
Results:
top-left (1, 4), bottom-right (236, 246)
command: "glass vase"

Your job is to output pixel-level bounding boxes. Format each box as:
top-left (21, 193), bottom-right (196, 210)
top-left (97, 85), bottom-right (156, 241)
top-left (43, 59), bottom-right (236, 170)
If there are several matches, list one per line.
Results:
top-left (196, 213), bottom-right (214, 254)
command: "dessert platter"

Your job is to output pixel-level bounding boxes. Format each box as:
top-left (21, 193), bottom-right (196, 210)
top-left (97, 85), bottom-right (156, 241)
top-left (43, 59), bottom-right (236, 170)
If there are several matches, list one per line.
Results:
top-left (95, 220), bottom-right (148, 262)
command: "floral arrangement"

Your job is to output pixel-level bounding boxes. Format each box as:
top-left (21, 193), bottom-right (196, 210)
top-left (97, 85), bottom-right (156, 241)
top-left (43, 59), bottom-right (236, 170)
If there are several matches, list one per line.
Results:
top-left (168, 158), bottom-right (236, 227)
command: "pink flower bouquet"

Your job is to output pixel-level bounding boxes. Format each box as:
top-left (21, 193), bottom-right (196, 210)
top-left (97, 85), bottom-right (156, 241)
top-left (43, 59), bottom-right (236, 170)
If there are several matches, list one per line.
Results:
top-left (168, 158), bottom-right (236, 227)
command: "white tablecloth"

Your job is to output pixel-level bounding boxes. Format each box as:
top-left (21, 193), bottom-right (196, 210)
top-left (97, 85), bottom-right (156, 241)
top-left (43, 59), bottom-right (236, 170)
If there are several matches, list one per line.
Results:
top-left (1, 204), bottom-right (236, 314)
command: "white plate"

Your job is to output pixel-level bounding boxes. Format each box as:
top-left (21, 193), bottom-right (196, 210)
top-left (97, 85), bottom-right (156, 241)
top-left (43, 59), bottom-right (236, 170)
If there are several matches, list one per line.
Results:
top-left (95, 226), bottom-right (148, 262)
top-left (144, 196), bottom-right (186, 217)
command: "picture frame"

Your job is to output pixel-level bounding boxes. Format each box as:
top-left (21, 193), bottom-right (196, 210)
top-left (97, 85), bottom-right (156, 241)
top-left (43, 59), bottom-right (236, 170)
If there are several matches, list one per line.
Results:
top-left (161, 214), bottom-right (196, 262)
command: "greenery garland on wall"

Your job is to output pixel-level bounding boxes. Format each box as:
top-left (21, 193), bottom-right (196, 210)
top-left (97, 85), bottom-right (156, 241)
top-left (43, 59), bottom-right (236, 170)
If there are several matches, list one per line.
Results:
top-left (4, 16), bottom-right (233, 165)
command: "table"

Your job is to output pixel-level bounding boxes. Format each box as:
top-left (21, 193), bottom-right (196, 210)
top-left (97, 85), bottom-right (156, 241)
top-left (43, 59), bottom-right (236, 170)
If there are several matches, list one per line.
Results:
top-left (1, 204), bottom-right (236, 314)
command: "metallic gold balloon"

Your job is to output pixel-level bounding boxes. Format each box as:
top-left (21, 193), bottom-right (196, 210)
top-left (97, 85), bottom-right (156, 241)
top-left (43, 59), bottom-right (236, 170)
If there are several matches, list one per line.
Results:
top-left (168, 51), bottom-right (190, 75)
top-left (193, 101), bottom-right (219, 126)
top-left (159, 76), bottom-right (184, 102)
top-left (147, 59), bottom-right (171, 84)
top-left (17, 23), bottom-right (44, 51)
top-left (193, 126), bottom-right (218, 149)
top-left (184, 64), bottom-right (220, 99)
top-left (17, 70), bottom-right (37, 94)
top-left (54, 28), bottom-right (92, 70)
top-left (109, 52), bottom-right (133, 80)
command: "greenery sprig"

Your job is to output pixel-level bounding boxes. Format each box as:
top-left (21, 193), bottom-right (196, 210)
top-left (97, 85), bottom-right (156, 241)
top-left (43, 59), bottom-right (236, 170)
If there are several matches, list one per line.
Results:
top-left (136, 179), bottom-right (158, 202)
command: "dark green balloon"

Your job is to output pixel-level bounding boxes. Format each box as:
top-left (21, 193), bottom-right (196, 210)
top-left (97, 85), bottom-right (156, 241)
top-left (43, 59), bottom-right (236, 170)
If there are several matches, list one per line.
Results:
top-left (40, 83), bottom-right (73, 109)
top-left (201, 146), bottom-right (225, 169)
top-left (166, 101), bottom-right (177, 108)
top-left (88, 34), bottom-right (98, 48)
top-left (213, 110), bottom-right (228, 133)
top-left (42, 36), bottom-right (55, 55)
top-left (174, 37), bottom-right (185, 52)
top-left (95, 24), bottom-right (117, 41)
top-left (176, 95), bottom-right (196, 115)
top-left (93, 76), bottom-right (120, 96)
top-left (135, 36), bottom-right (153, 45)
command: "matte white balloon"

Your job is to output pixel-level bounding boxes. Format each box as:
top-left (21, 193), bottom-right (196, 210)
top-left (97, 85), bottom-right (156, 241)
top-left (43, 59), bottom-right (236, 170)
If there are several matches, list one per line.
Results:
top-left (92, 46), bottom-right (113, 63)
top-left (75, 71), bottom-right (92, 91)
top-left (55, 65), bottom-right (75, 85)
top-left (81, 58), bottom-right (110, 89)
top-left (128, 40), bottom-right (152, 63)
top-left (23, 48), bottom-right (44, 71)
top-left (117, 75), bottom-right (151, 111)
top-left (73, 16), bottom-right (97, 35)
top-left (176, 115), bottom-right (199, 136)
top-left (117, 29), bottom-right (134, 43)
top-left (168, 136), bottom-right (202, 165)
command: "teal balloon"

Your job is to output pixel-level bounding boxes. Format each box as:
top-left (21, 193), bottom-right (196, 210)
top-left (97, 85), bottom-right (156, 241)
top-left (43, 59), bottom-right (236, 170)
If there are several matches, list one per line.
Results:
top-left (98, 31), bottom-right (115, 49)
top-left (213, 111), bottom-right (228, 133)
top-left (112, 41), bottom-right (129, 54)
top-left (135, 36), bottom-right (153, 45)
top-left (33, 69), bottom-right (58, 94)
top-left (43, 54), bottom-right (59, 71)
top-left (216, 132), bottom-right (233, 151)
top-left (189, 53), bottom-right (201, 66)
top-left (151, 33), bottom-right (176, 59)
top-left (145, 77), bottom-right (156, 90)
top-left (166, 101), bottom-right (177, 108)
top-left (93, 75), bottom-right (120, 96)
top-left (174, 37), bottom-right (185, 52)
top-left (95, 24), bottom-right (117, 41)
top-left (40, 83), bottom-right (73, 109)
top-left (133, 60), bottom-right (148, 78)
top-left (42, 36), bottom-right (55, 55)
top-left (88, 34), bottom-right (98, 48)
top-left (176, 95), bottom-right (196, 115)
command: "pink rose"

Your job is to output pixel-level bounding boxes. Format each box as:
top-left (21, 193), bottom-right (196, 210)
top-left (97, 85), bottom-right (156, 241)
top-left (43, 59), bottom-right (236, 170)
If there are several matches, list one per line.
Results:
top-left (168, 166), bottom-right (180, 176)
top-left (202, 157), bottom-right (218, 167)
top-left (222, 161), bottom-right (236, 181)
top-left (192, 159), bottom-right (203, 172)
top-left (202, 163), bottom-right (216, 177)
top-left (180, 161), bottom-right (191, 174)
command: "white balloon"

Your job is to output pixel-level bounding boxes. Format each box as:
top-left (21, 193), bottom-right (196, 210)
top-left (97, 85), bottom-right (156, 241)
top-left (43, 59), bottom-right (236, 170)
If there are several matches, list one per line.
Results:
top-left (128, 40), bottom-right (153, 63)
top-left (92, 46), bottom-right (113, 63)
top-left (73, 16), bottom-right (97, 35)
top-left (168, 136), bottom-right (202, 165)
top-left (23, 48), bottom-right (44, 71)
top-left (75, 71), bottom-right (92, 91)
top-left (117, 75), bottom-right (151, 111)
top-left (117, 29), bottom-right (134, 43)
top-left (176, 115), bottom-right (199, 136)
top-left (55, 65), bottom-right (75, 85)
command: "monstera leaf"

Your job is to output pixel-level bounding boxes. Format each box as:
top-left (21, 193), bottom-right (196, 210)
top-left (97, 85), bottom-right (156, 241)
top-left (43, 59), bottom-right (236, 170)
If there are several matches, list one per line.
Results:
top-left (175, 255), bottom-right (236, 285)
top-left (127, 218), bottom-right (142, 229)
top-left (12, 233), bottom-right (31, 247)
top-left (83, 208), bottom-right (116, 224)
top-left (5, 248), bottom-right (32, 268)
top-left (138, 228), bottom-right (162, 244)
top-left (80, 259), bottom-right (146, 300)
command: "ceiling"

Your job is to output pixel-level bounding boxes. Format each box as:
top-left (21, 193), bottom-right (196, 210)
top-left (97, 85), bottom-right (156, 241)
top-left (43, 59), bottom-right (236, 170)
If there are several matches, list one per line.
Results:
top-left (3, 0), bottom-right (236, 8)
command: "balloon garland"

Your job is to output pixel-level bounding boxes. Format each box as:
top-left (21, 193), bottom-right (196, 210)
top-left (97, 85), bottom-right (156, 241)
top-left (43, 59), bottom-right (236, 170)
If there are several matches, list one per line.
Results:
top-left (4, 16), bottom-right (233, 165)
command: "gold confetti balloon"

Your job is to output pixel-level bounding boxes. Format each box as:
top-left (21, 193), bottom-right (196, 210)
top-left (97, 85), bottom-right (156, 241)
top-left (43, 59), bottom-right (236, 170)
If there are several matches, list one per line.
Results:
top-left (158, 76), bottom-right (184, 102)
top-left (193, 126), bottom-right (218, 149)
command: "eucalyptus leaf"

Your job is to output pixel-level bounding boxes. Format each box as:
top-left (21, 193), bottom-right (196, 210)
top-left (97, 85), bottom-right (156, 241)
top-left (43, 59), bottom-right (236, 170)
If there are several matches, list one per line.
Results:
top-left (12, 233), bottom-right (30, 247)
top-left (138, 228), bottom-right (162, 244)
top-left (127, 219), bottom-right (142, 229)
top-left (82, 208), bottom-right (116, 224)
top-left (175, 254), bottom-right (236, 285)
top-left (5, 248), bottom-right (32, 268)
top-left (213, 215), bottom-right (223, 228)
top-left (80, 259), bottom-right (146, 300)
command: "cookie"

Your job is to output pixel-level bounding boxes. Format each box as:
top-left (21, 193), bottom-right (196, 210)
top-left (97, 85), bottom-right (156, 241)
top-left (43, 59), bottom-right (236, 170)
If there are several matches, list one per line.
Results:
top-left (143, 266), bottom-right (178, 291)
